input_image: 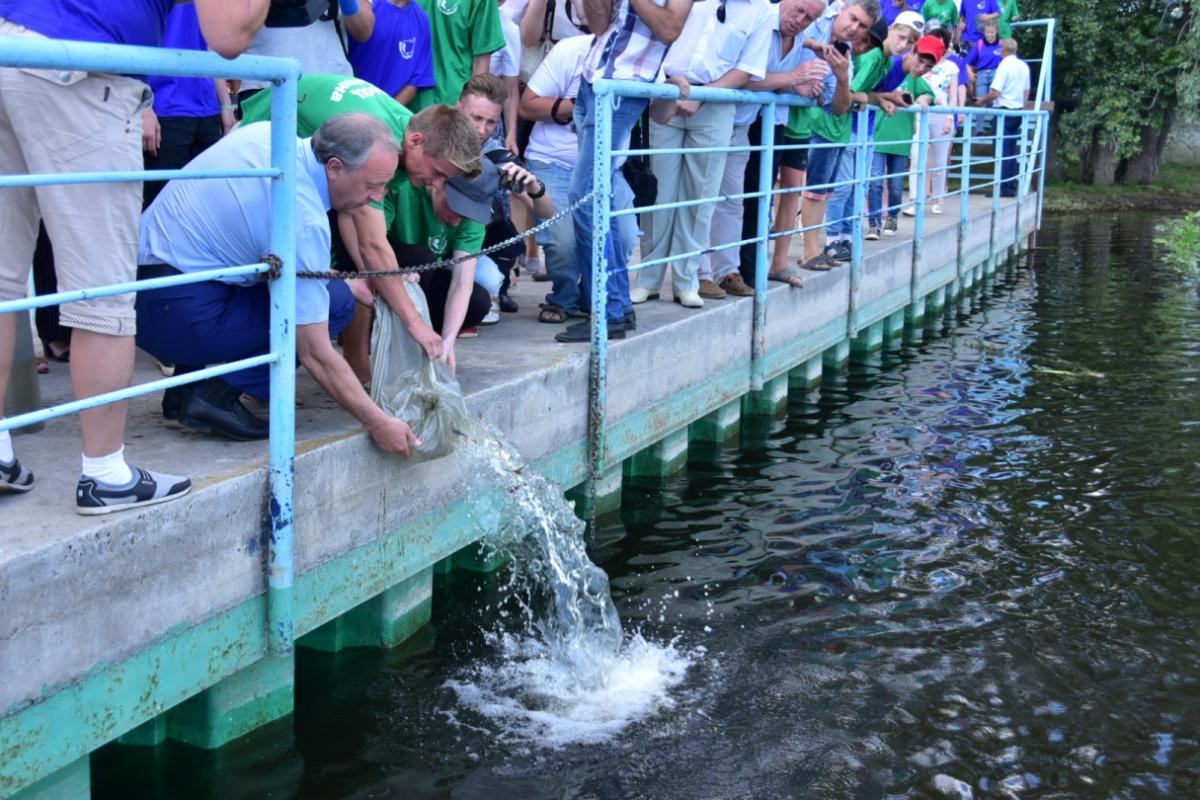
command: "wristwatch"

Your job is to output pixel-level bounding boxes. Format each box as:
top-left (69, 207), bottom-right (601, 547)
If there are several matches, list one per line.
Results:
top-left (528, 180), bottom-right (547, 199)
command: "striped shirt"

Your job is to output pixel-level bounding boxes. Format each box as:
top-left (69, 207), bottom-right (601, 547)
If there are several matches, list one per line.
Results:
top-left (584, 0), bottom-right (674, 83)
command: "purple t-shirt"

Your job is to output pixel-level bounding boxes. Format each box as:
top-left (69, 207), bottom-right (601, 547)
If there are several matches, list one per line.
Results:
top-left (0, 0), bottom-right (173, 47)
top-left (960, 0), bottom-right (1001, 44)
top-left (147, 5), bottom-right (219, 118)
top-left (966, 38), bottom-right (1003, 71)
top-left (348, 0), bottom-right (436, 98)
top-left (881, 0), bottom-right (924, 26)
top-left (950, 53), bottom-right (969, 86)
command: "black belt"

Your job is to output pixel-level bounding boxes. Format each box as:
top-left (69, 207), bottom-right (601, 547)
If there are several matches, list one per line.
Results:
top-left (137, 263), bottom-right (183, 280)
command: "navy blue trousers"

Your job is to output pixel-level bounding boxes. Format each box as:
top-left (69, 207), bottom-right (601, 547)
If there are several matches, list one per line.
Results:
top-left (136, 277), bottom-right (355, 400)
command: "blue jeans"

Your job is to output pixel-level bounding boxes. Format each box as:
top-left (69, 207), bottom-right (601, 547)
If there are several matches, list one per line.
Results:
top-left (136, 278), bottom-right (355, 400)
top-left (868, 151), bottom-right (907, 226)
top-left (1000, 114), bottom-right (1021, 197)
top-left (975, 68), bottom-right (997, 129)
top-left (571, 81), bottom-right (646, 322)
top-left (827, 143), bottom-right (870, 240)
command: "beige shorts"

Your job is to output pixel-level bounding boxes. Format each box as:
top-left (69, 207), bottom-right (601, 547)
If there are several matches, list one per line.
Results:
top-left (0, 18), bottom-right (151, 335)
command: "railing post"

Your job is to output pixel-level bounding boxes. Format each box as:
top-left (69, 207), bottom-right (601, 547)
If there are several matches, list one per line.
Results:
top-left (1016, 114), bottom-right (1029, 248)
top-left (989, 120), bottom-right (1003, 271)
top-left (909, 108), bottom-right (929, 306)
top-left (1036, 112), bottom-right (1048, 230)
top-left (266, 68), bottom-right (300, 657)
top-left (587, 81), bottom-right (615, 523)
top-left (848, 108), bottom-right (869, 338)
top-left (957, 113), bottom-right (972, 285)
top-left (749, 101), bottom-right (775, 392)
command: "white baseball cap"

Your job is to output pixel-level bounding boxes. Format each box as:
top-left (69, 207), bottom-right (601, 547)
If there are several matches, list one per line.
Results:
top-left (893, 10), bottom-right (926, 35)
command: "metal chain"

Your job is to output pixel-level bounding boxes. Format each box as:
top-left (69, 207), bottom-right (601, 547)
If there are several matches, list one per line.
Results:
top-left (273, 189), bottom-right (595, 281)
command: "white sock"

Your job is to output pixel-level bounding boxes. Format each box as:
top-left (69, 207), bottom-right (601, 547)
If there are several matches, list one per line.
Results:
top-left (0, 429), bottom-right (13, 462)
top-left (81, 446), bottom-right (134, 486)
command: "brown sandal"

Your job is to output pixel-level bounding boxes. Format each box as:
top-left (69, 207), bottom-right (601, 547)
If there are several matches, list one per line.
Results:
top-left (538, 305), bottom-right (572, 323)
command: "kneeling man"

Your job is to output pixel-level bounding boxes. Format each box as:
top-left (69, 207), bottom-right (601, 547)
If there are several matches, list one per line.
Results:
top-left (137, 113), bottom-right (421, 454)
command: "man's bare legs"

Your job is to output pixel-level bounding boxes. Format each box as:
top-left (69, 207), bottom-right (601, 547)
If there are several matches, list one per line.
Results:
top-left (801, 196), bottom-right (829, 263)
top-left (69, 329), bottom-right (134, 458)
top-left (770, 165), bottom-right (805, 277)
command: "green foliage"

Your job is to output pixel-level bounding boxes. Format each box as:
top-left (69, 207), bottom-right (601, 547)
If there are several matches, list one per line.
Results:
top-left (1154, 211), bottom-right (1200, 272)
top-left (1023, 0), bottom-right (1198, 160)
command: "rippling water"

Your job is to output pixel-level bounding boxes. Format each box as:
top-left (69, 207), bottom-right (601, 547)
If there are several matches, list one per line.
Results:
top-left (94, 214), bottom-right (1200, 799)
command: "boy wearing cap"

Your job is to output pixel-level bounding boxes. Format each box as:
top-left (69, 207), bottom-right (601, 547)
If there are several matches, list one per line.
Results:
top-left (867, 35), bottom-right (939, 238)
top-left (818, 11), bottom-right (923, 266)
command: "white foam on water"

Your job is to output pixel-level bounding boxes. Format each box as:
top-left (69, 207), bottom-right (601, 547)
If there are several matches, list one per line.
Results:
top-left (446, 632), bottom-right (694, 748)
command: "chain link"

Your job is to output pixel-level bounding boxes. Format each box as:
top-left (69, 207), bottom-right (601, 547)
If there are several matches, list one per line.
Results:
top-left (273, 189), bottom-right (595, 281)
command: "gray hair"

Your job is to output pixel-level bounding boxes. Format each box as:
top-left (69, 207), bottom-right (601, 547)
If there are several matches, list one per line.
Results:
top-left (312, 112), bottom-right (400, 171)
top-left (844, 0), bottom-right (883, 23)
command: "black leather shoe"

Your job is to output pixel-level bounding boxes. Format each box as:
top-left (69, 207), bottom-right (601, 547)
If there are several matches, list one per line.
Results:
top-left (179, 378), bottom-right (269, 441)
top-left (555, 319), bottom-right (626, 343)
top-left (162, 385), bottom-right (189, 421)
top-left (623, 310), bottom-right (637, 331)
top-left (499, 293), bottom-right (518, 313)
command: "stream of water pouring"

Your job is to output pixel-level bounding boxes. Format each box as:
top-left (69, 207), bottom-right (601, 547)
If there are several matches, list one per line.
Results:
top-left (442, 424), bottom-right (694, 748)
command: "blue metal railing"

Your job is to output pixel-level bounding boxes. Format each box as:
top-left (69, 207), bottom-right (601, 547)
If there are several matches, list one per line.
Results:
top-left (584, 20), bottom-right (1056, 508)
top-left (0, 37), bottom-right (301, 657)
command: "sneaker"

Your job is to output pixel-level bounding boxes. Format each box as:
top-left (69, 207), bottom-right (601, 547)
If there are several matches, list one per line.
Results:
top-left (76, 466), bottom-right (191, 516)
top-left (931, 203), bottom-right (944, 215)
top-left (825, 241), bottom-right (852, 263)
top-left (865, 225), bottom-right (881, 240)
top-left (902, 205), bottom-right (916, 217)
top-left (698, 279), bottom-right (726, 300)
top-left (555, 319), bottom-right (626, 342)
top-left (629, 287), bottom-right (659, 304)
top-left (457, 326), bottom-right (479, 339)
top-left (499, 294), bottom-right (518, 313)
top-left (719, 272), bottom-right (755, 297)
top-left (673, 291), bottom-right (704, 308)
top-left (479, 308), bottom-right (500, 326)
top-left (884, 217), bottom-right (898, 236)
top-left (0, 456), bottom-right (34, 493)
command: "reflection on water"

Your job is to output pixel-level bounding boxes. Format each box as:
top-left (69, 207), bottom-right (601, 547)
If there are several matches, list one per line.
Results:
top-left (93, 214), bottom-right (1200, 799)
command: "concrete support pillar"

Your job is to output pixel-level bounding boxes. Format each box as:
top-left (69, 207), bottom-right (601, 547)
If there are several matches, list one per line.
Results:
top-left (822, 339), bottom-right (851, 372)
top-left (883, 311), bottom-right (906, 349)
top-left (300, 569), bottom-right (434, 652)
top-left (850, 320), bottom-right (884, 360)
top-left (904, 297), bottom-right (926, 329)
top-left (626, 427), bottom-right (689, 479)
top-left (167, 654), bottom-right (294, 749)
top-left (11, 757), bottom-right (89, 800)
top-left (567, 464), bottom-right (623, 519)
top-left (689, 400), bottom-right (741, 443)
top-left (742, 374), bottom-right (788, 416)
top-left (452, 544), bottom-right (507, 573)
top-left (117, 713), bottom-right (168, 747)
top-left (787, 355), bottom-right (824, 390)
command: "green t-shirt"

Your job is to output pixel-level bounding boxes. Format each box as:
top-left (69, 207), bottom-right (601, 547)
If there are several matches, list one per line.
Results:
top-left (382, 178), bottom-right (485, 259)
top-left (811, 48), bottom-right (889, 144)
top-left (872, 74), bottom-right (934, 156)
top-left (999, 0), bottom-right (1020, 38)
top-left (410, 0), bottom-right (506, 110)
top-left (240, 74), bottom-right (414, 209)
top-left (921, 0), bottom-right (959, 31)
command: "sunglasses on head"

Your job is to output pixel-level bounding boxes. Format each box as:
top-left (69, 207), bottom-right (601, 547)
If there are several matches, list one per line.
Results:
top-left (717, 0), bottom-right (727, 23)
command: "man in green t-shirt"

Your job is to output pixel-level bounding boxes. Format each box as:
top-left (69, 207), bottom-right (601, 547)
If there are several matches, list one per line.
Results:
top-left (410, 0), bottom-right (507, 110)
top-left (921, 0), bottom-right (959, 33)
top-left (998, 0), bottom-right (1020, 39)
top-left (239, 74), bottom-right (482, 378)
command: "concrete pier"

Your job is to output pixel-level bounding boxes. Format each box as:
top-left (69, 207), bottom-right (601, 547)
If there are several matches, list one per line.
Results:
top-left (0, 194), bottom-right (1036, 797)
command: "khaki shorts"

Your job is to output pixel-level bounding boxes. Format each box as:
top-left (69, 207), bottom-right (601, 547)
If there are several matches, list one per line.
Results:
top-left (0, 18), bottom-right (151, 335)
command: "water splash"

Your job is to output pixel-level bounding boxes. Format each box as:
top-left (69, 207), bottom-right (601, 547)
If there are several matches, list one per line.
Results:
top-left (443, 424), bottom-right (693, 747)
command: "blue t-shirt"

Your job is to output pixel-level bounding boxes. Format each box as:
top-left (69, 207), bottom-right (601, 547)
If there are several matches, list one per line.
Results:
top-left (966, 38), bottom-right (1003, 71)
top-left (960, 0), bottom-right (1001, 44)
top-left (0, 0), bottom-right (173, 47)
top-left (949, 53), bottom-right (969, 86)
top-left (147, 5), bottom-right (219, 118)
top-left (881, 0), bottom-right (924, 26)
top-left (348, 0), bottom-right (436, 98)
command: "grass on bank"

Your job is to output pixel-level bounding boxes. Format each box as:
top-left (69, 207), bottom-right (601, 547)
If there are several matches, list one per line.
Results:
top-left (1044, 164), bottom-right (1200, 213)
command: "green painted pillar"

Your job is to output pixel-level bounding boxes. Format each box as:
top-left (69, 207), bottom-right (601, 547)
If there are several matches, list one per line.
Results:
top-left (626, 427), bottom-right (689, 479)
top-left (11, 757), bottom-right (88, 800)
top-left (883, 311), bottom-right (906, 348)
top-left (301, 569), bottom-right (434, 651)
top-left (452, 543), bottom-right (507, 573)
top-left (567, 464), bottom-right (623, 519)
top-left (743, 374), bottom-right (788, 416)
top-left (904, 296), bottom-right (926, 330)
top-left (167, 654), bottom-right (293, 749)
top-left (787, 354), bottom-right (824, 390)
top-left (822, 339), bottom-right (851, 371)
top-left (117, 713), bottom-right (167, 747)
top-left (850, 320), bottom-right (884, 360)
top-left (689, 399), bottom-right (741, 443)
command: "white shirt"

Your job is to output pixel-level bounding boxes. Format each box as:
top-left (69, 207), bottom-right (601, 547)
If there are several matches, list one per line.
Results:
top-left (990, 53), bottom-right (1030, 109)
top-left (928, 58), bottom-right (959, 107)
top-left (584, 0), bottom-right (671, 83)
top-left (524, 35), bottom-right (590, 168)
top-left (660, 0), bottom-right (771, 84)
top-left (734, 3), bottom-right (820, 127)
top-left (490, 8), bottom-right (522, 77)
top-left (501, 0), bottom-right (529, 22)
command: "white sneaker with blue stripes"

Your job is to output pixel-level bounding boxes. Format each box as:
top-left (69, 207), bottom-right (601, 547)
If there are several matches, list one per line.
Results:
top-left (76, 466), bottom-right (191, 516)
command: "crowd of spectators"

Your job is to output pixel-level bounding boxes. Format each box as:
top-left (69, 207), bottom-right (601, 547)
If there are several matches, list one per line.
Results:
top-left (0, 0), bottom-right (1032, 514)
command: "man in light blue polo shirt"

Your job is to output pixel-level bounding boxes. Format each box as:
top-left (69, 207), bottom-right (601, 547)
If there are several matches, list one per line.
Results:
top-left (138, 113), bottom-right (422, 455)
